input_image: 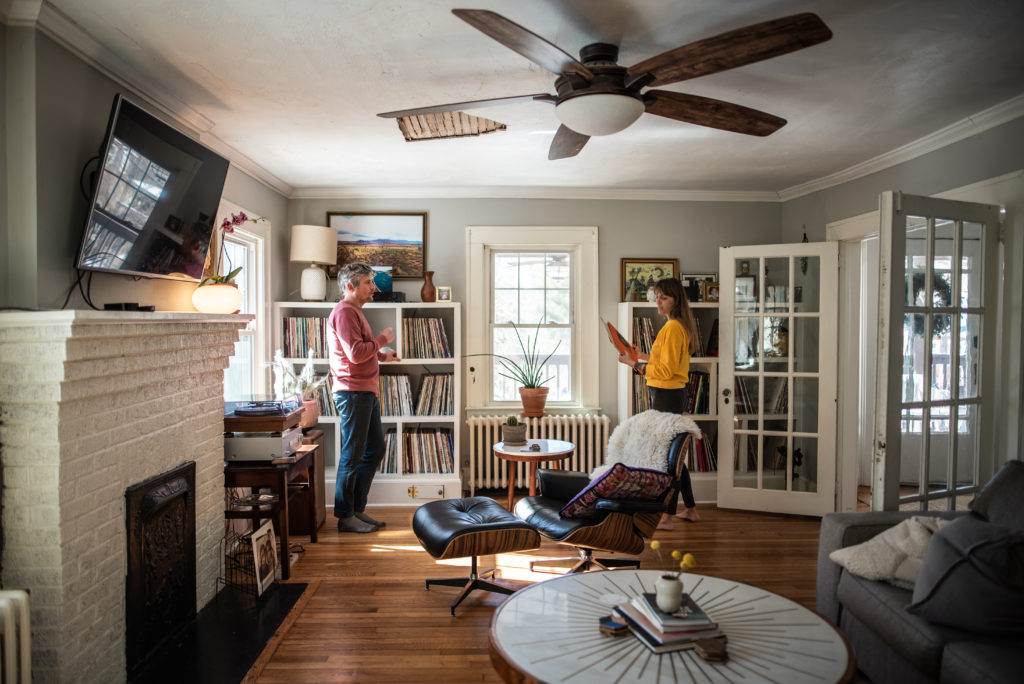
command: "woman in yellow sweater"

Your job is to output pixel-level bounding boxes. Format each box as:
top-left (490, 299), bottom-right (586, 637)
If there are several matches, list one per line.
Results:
top-left (617, 277), bottom-right (701, 527)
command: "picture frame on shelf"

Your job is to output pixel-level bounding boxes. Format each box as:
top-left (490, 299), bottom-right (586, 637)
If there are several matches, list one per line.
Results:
top-left (701, 281), bottom-right (721, 303)
top-left (736, 275), bottom-right (757, 310)
top-left (251, 519), bottom-right (277, 596)
top-left (325, 211), bottom-right (426, 279)
top-left (680, 273), bottom-right (717, 302)
top-left (620, 258), bottom-right (679, 302)
top-left (436, 286), bottom-right (452, 302)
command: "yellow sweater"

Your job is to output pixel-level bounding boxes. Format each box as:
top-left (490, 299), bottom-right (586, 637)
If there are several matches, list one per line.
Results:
top-left (645, 319), bottom-right (690, 390)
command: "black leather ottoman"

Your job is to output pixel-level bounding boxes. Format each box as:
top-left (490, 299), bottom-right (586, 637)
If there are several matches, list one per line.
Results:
top-left (412, 497), bottom-right (540, 615)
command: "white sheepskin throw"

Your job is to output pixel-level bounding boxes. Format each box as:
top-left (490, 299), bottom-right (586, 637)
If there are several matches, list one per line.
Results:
top-left (591, 410), bottom-right (702, 478)
top-left (829, 516), bottom-right (952, 589)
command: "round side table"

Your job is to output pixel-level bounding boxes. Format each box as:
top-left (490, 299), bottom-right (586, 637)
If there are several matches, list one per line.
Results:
top-left (492, 438), bottom-right (575, 510)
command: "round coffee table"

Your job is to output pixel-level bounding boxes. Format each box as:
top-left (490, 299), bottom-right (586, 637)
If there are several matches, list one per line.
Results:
top-left (489, 569), bottom-right (854, 683)
top-left (493, 438), bottom-right (575, 510)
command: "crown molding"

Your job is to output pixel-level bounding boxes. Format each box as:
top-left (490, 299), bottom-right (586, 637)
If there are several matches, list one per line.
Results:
top-left (35, 2), bottom-right (291, 199)
top-left (779, 94), bottom-right (1024, 202)
top-left (0, 0), bottom-right (41, 26)
top-left (288, 185), bottom-right (781, 203)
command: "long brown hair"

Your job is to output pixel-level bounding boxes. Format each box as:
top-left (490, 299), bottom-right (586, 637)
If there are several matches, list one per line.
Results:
top-left (655, 277), bottom-right (698, 355)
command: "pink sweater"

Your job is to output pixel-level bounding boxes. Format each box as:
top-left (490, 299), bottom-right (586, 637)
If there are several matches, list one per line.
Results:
top-left (327, 300), bottom-right (387, 394)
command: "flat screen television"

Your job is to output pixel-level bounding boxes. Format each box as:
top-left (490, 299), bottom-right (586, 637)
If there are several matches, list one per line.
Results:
top-left (75, 94), bottom-right (230, 282)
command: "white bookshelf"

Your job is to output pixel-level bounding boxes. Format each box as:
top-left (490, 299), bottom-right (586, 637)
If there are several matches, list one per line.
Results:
top-left (274, 301), bottom-right (462, 506)
top-left (616, 301), bottom-right (720, 503)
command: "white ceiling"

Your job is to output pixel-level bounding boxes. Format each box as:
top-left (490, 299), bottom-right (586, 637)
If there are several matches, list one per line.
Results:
top-left (31, 0), bottom-right (1024, 198)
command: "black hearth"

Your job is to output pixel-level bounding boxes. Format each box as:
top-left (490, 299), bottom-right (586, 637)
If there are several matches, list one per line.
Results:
top-left (124, 461), bottom-right (197, 680)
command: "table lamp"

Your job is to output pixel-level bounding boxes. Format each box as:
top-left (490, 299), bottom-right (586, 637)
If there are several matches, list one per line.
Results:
top-left (289, 224), bottom-right (337, 301)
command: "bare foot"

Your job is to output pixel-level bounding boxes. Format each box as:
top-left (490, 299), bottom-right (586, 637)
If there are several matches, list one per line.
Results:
top-left (676, 508), bottom-right (702, 522)
top-left (657, 513), bottom-right (674, 531)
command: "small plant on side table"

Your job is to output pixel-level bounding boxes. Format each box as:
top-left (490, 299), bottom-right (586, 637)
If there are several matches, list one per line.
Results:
top-left (502, 415), bottom-right (528, 446)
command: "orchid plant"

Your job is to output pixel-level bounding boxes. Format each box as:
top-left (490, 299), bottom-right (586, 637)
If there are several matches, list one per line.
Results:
top-left (199, 211), bottom-right (266, 286)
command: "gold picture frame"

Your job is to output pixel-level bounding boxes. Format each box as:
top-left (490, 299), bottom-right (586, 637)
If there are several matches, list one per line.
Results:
top-left (436, 286), bottom-right (452, 302)
top-left (701, 281), bottom-right (721, 302)
top-left (620, 258), bottom-right (679, 302)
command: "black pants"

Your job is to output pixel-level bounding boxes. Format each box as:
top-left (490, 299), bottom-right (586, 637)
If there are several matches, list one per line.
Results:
top-left (648, 386), bottom-right (696, 511)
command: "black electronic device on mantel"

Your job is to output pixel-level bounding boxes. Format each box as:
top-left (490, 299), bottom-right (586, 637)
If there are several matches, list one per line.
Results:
top-left (74, 94), bottom-right (230, 282)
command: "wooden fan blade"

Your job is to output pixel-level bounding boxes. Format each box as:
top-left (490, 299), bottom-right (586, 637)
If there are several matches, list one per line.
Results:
top-left (378, 93), bottom-right (555, 118)
top-left (628, 13), bottom-right (832, 87)
top-left (453, 9), bottom-right (593, 78)
top-left (644, 90), bottom-right (786, 136)
top-left (548, 125), bottom-right (589, 160)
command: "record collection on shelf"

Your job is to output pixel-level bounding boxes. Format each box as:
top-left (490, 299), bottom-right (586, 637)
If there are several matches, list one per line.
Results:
top-left (378, 373), bottom-right (454, 417)
top-left (401, 317), bottom-right (451, 358)
top-left (687, 428), bottom-right (718, 472)
top-left (281, 316), bottom-right (329, 358)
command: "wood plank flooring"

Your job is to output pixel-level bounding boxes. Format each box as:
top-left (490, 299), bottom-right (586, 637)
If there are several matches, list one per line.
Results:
top-left (254, 499), bottom-right (822, 683)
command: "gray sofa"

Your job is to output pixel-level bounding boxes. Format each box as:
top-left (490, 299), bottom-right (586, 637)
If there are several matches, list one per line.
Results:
top-left (817, 461), bottom-right (1024, 683)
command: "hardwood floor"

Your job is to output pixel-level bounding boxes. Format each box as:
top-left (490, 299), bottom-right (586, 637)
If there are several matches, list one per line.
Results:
top-left (254, 498), bottom-right (823, 683)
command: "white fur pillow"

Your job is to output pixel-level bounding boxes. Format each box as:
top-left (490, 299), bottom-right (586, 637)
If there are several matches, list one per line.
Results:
top-left (591, 410), bottom-right (701, 478)
top-left (829, 516), bottom-right (952, 589)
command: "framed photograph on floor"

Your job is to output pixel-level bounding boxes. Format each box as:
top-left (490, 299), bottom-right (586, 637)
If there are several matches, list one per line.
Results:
top-left (680, 273), bottom-right (717, 302)
top-left (620, 258), bottom-right (679, 302)
top-left (251, 519), bottom-right (277, 596)
top-left (325, 211), bottom-right (426, 279)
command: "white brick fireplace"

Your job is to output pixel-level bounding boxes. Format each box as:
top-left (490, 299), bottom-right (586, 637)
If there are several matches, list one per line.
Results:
top-left (0, 311), bottom-right (250, 683)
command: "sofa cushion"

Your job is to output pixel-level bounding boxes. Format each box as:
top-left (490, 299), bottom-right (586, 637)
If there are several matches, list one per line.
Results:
top-left (970, 460), bottom-right (1024, 531)
top-left (836, 571), bottom-right (956, 677)
top-left (828, 515), bottom-right (949, 588)
top-left (558, 462), bottom-right (671, 519)
top-left (906, 514), bottom-right (1024, 635)
top-left (942, 638), bottom-right (1024, 684)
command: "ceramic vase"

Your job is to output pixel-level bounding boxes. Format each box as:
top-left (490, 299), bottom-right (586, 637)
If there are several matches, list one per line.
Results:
top-left (420, 271), bottom-right (436, 302)
top-left (655, 575), bottom-right (684, 614)
top-left (299, 399), bottom-right (319, 429)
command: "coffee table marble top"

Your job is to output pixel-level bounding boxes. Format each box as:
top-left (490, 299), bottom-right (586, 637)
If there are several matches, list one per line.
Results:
top-left (489, 569), bottom-right (853, 683)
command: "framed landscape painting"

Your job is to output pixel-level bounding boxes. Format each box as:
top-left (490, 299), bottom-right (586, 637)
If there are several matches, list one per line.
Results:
top-left (620, 258), bottom-right (679, 301)
top-left (326, 211), bottom-right (426, 278)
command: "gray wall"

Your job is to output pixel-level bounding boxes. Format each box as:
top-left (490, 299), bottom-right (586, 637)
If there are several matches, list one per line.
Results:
top-left (1, 25), bottom-right (8, 307)
top-left (290, 197), bottom-right (781, 420)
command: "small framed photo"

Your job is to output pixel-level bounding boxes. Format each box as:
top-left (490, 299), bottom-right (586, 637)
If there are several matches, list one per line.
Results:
top-left (436, 286), bottom-right (452, 302)
top-left (620, 258), bottom-right (679, 302)
top-left (251, 519), bottom-right (277, 596)
top-left (680, 273), bottom-right (717, 302)
top-left (702, 281), bottom-right (721, 303)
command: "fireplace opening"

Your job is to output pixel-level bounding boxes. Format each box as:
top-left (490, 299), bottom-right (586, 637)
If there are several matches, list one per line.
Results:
top-left (125, 461), bottom-right (197, 680)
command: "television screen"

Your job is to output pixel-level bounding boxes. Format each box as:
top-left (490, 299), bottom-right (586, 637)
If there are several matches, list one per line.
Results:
top-left (75, 94), bottom-right (230, 281)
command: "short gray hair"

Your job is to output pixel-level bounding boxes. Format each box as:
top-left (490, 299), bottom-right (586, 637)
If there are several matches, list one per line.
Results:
top-left (338, 262), bottom-right (375, 290)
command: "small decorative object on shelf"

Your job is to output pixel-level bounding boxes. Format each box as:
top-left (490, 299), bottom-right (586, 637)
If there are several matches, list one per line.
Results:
top-left (502, 416), bottom-right (527, 446)
top-left (436, 285), bottom-right (452, 301)
top-left (650, 540), bottom-right (697, 614)
top-left (420, 270), bottom-right (436, 302)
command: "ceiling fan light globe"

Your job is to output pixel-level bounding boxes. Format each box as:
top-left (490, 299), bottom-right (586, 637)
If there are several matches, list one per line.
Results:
top-left (555, 93), bottom-right (644, 137)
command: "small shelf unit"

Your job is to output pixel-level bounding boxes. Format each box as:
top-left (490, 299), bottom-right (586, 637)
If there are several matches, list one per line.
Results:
top-left (617, 301), bottom-right (720, 503)
top-left (274, 301), bottom-right (462, 506)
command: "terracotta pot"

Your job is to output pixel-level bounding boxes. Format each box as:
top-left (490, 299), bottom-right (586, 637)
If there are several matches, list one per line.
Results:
top-left (299, 399), bottom-right (319, 429)
top-left (519, 387), bottom-right (549, 417)
top-left (420, 271), bottom-right (436, 302)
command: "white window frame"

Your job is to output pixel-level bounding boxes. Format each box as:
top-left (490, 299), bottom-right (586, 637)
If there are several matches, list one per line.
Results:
top-left (465, 226), bottom-right (599, 411)
top-left (215, 199), bottom-right (271, 397)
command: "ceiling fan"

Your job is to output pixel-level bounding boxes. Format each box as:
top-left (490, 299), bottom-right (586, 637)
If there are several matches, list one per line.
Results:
top-left (378, 9), bottom-right (832, 160)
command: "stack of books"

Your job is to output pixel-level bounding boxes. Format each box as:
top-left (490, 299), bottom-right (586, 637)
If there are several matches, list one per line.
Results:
top-left (614, 592), bottom-right (725, 654)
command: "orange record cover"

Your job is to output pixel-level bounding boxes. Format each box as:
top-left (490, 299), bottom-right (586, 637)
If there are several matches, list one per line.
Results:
top-left (601, 317), bottom-right (638, 362)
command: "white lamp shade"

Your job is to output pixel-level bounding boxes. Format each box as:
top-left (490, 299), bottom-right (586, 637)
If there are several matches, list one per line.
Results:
top-left (555, 93), bottom-right (645, 137)
top-left (289, 224), bottom-right (337, 265)
top-left (192, 283), bottom-right (243, 314)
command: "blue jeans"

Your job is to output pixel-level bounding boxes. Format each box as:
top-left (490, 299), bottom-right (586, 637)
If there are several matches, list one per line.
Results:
top-left (333, 391), bottom-right (386, 518)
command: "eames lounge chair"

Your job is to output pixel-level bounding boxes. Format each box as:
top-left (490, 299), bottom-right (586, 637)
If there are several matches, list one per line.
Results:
top-left (514, 432), bottom-right (691, 573)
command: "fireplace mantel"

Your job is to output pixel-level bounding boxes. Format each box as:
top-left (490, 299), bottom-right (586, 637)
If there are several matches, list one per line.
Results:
top-left (0, 310), bottom-right (251, 683)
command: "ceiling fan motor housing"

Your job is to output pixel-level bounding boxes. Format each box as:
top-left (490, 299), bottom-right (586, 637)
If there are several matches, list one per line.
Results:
top-left (554, 43), bottom-right (644, 136)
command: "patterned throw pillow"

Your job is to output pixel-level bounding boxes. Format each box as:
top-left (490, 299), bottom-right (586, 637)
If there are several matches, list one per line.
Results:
top-left (559, 463), bottom-right (672, 519)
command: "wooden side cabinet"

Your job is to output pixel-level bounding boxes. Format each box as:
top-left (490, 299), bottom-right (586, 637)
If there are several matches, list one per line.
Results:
top-left (289, 428), bottom-right (326, 535)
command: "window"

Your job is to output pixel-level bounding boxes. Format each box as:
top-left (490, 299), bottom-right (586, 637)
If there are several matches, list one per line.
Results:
top-left (466, 227), bottom-right (599, 410)
top-left (491, 251), bottom-right (572, 401)
top-left (216, 201), bottom-right (270, 401)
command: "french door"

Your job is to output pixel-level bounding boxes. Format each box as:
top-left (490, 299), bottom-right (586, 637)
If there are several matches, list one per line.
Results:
top-left (717, 243), bottom-right (838, 515)
top-left (873, 192), bottom-right (1001, 510)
